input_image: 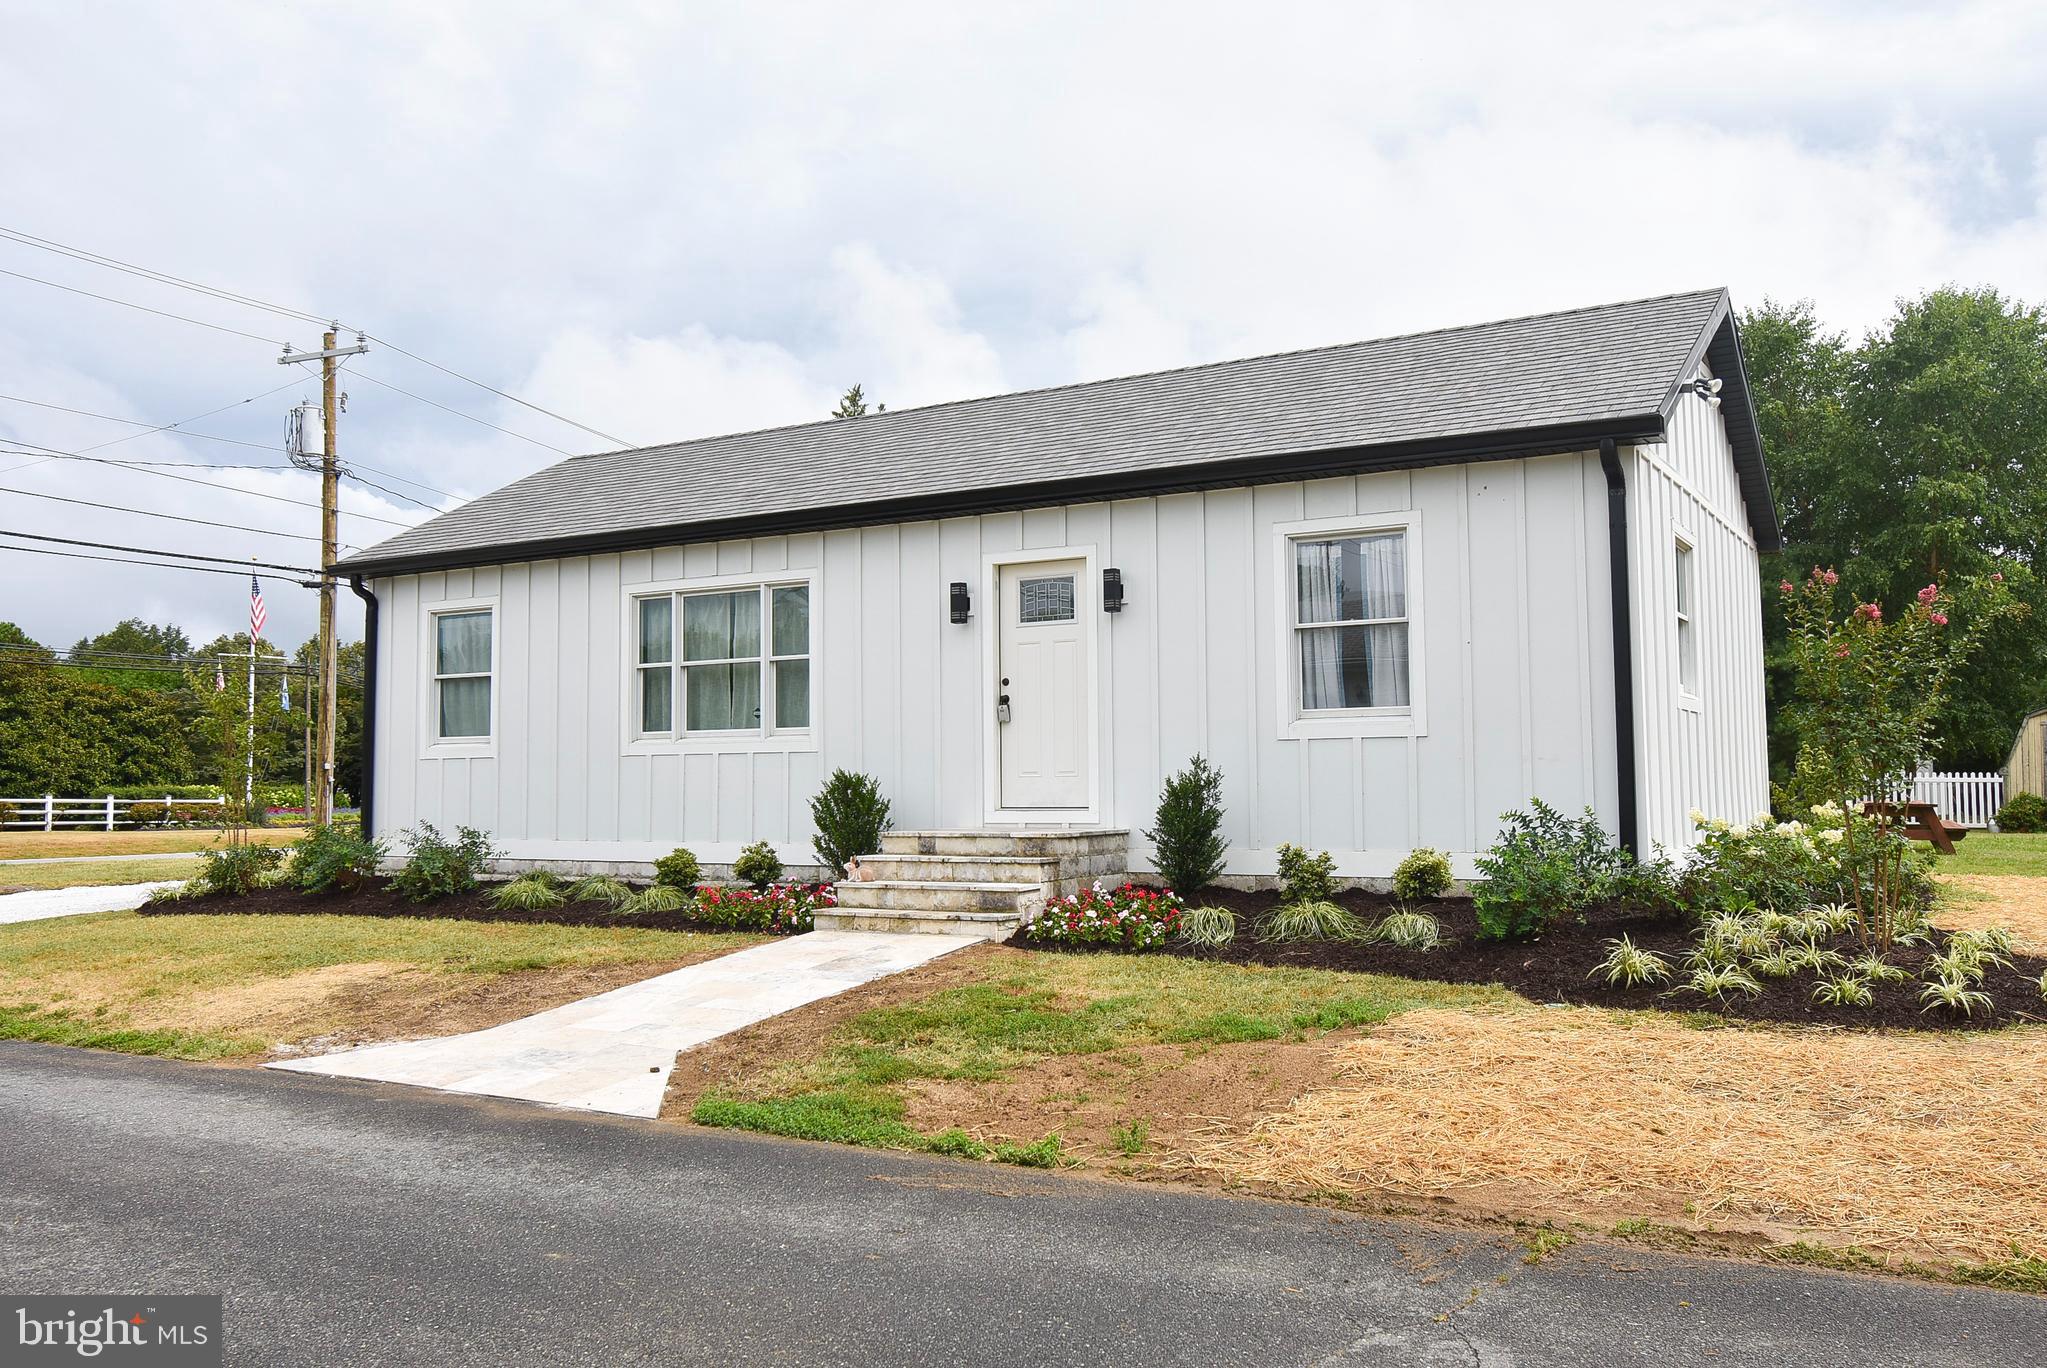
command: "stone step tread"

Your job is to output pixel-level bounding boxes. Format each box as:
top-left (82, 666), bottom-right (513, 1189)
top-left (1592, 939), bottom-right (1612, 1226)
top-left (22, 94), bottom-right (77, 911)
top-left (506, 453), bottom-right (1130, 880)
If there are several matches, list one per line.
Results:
top-left (862, 854), bottom-right (1064, 866)
top-left (888, 829), bottom-right (1128, 839)
top-left (840, 878), bottom-right (1041, 893)
top-left (826, 908), bottom-right (1019, 923)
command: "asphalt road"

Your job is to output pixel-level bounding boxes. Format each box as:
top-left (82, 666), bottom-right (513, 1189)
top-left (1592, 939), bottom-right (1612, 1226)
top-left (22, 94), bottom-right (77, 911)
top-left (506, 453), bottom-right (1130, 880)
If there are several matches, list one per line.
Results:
top-left (3, 1042), bottom-right (2040, 1366)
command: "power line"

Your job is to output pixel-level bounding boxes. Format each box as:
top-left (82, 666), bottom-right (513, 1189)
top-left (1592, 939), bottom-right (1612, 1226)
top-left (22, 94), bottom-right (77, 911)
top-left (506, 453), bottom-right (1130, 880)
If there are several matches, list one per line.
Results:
top-left (0, 541), bottom-right (321, 584)
top-left (0, 266), bottom-right (288, 346)
top-left (0, 376), bottom-right (310, 479)
top-left (0, 485), bottom-right (328, 543)
top-left (0, 223), bottom-right (634, 448)
top-left (0, 436), bottom-right (413, 528)
top-left (0, 528), bottom-right (322, 575)
top-left (338, 469), bottom-right (447, 514)
top-left (346, 368), bottom-right (579, 456)
top-left (0, 393), bottom-right (281, 451)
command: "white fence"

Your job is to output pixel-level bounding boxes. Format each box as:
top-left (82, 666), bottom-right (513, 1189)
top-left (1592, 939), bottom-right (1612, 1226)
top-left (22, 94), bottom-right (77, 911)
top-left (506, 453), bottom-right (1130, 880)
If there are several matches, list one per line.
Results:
top-left (0, 794), bottom-right (229, 831)
top-left (1881, 771), bottom-right (2006, 830)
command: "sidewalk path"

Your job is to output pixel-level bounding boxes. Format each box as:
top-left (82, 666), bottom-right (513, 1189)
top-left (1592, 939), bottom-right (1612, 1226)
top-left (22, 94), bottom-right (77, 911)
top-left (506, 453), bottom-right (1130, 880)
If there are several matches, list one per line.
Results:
top-left (0, 881), bottom-right (182, 925)
top-left (0, 850), bottom-right (208, 866)
top-left (270, 930), bottom-right (980, 1117)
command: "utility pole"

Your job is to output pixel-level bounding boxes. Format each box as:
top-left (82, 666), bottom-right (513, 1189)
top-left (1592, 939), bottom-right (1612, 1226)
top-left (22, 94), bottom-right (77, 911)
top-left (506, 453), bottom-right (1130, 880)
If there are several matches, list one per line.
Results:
top-left (281, 329), bottom-right (367, 827)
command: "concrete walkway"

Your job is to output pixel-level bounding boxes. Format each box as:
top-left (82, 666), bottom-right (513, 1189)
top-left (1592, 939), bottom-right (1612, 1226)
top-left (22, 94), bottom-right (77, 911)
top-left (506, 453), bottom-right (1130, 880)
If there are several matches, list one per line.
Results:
top-left (269, 930), bottom-right (981, 1117)
top-left (0, 850), bottom-right (212, 866)
top-left (0, 881), bottom-right (181, 925)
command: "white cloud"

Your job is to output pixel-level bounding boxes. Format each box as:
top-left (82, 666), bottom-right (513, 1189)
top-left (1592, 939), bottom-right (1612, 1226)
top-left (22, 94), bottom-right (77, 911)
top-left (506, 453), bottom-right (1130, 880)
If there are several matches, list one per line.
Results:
top-left (1, 0), bottom-right (2045, 648)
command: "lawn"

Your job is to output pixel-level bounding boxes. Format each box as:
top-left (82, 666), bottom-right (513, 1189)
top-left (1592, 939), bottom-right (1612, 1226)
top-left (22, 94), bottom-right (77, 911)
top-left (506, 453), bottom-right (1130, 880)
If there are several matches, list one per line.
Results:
top-left (0, 910), bottom-right (762, 1059)
top-left (1933, 831), bottom-right (2047, 878)
top-left (0, 828), bottom-right (298, 861)
top-left (0, 856), bottom-right (201, 891)
top-left (683, 946), bottom-right (1517, 1164)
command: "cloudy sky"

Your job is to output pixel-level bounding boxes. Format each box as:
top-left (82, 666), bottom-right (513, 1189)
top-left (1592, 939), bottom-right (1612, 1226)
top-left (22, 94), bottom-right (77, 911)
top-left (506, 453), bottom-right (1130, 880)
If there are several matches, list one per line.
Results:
top-left (3, 2), bottom-right (2044, 652)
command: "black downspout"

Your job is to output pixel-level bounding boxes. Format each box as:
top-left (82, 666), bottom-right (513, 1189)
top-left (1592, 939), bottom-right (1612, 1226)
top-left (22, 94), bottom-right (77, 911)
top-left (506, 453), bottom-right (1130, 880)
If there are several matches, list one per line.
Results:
top-left (1599, 438), bottom-right (1640, 855)
top-left (348, 576), bottom-right (378, 841)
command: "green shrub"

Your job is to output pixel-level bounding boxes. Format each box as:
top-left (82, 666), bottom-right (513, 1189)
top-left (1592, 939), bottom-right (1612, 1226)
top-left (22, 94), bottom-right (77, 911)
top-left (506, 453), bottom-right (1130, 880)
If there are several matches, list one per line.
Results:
top-left (197, 842), bottom-right (285, 896)
top-left (622, 883), bottom-right (691, 916)
top-left (732, 840), bottom-right (783, 889)
top-left (653, 847), bottom-right (702, 890)
top-left (1472, 800), bottom-right (1631, 942)
top-left (1392, 848), bottom-right (1454, 905)
top-left (487, 872), bottom-right (567, 911)
top-left (1275, 843), bottom-right (1336, 906)
top-left (1997, 792), bottom-right (2047, 833)
top-left (390, 823), bottom-right (497, 902)
top-left (1144, 754), bottom-right (1230, 895)
top-left (1261, 899), bottom-right (1360, 943)
top-left (1591, 934), bottom-right (1672, 987)
top-left (1372, 910), bottom-right (1442, 950)
top-left (809, 770), bottom-right (894, 879)
top-left (288, 824), bottom-right (384, 894)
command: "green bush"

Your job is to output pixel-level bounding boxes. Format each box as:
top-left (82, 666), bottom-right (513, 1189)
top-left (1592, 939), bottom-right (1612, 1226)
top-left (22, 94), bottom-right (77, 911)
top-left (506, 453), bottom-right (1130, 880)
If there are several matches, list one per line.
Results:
top-left (197, 842), bottom-right (285, 896)
top-left (1274, 842), bottom-right (1336, 906)
top-left (487, 872), bottom-right (568, 911)
top-left (732, 840), bottom-right (783, 889)
top-left (653, 847), bottom-right (702, 890)
top-left (1261, 898), bottom-right (1361, 943)
top-left (389, 823), bottom-right (497, 903)
top-left (1473, 800), bottom-right (1632, 941)
top-left (1997, 792), bottom-right (2047, 833)
top-left (1392, 848), bottom-right (1454, 905)
top-left (1144, 754), bottom-right (1230, 895)
top-left (0, 800), bottom-right (16, 829)
top-left (103, 784), bottom-right (224, 801)
top-left (288, 824), bottom-right (384, 894)
top-left (809, 770), bottom-right (893, 879)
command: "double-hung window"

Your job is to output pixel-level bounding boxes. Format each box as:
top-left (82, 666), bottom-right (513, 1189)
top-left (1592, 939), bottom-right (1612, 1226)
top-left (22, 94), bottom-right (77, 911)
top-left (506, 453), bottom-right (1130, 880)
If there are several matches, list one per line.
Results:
top-left (1275, 514), bottom-right (1425, 739)
top-left (431, 607), bottom-right (494, 742)
top-left (1675, 534), bottom-right (1699, 700)
top-left (635, 582), bottom-right (811, 739)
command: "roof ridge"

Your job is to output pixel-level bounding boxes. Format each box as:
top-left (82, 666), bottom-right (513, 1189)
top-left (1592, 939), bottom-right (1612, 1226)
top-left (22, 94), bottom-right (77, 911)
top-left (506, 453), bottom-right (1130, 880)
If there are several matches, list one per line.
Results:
top-left (572, 286), bottom-right (1731, 463)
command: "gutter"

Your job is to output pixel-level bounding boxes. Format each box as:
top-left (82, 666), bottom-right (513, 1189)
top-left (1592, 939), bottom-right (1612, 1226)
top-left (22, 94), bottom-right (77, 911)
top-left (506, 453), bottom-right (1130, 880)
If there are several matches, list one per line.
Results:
top-left (1599, 438), bottom-right (1640, 854)
top-left (347, 575), bottom-right (379, 842)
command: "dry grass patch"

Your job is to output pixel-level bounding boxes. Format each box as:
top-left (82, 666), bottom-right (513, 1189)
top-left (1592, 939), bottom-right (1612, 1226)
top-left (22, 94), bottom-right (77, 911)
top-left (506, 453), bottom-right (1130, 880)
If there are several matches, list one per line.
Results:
top-left (1194, 1007), bottom-right (2047, 1265)
top-left (0, 909), bottom-right (763, 1058)
top-left (1940, 875), bottom-right (2047, 955)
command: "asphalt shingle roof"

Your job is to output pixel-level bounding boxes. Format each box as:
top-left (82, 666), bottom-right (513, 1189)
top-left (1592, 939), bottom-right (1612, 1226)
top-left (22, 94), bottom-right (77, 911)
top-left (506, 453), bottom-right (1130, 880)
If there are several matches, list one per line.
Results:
top-left (341, 287), bottom-right (1776, 574)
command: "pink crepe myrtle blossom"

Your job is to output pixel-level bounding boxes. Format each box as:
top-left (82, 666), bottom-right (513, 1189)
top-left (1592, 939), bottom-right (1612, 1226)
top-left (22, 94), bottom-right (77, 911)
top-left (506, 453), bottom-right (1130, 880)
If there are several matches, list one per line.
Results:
top-left (1929, 611), bottom-right (1948, 626)
top-left (1856, 602), bottom-right (1882, 622)
top-left (1917, 584), bottom-right (1939, 605)
top-left (1779, 580), bottom-right (1795, 595)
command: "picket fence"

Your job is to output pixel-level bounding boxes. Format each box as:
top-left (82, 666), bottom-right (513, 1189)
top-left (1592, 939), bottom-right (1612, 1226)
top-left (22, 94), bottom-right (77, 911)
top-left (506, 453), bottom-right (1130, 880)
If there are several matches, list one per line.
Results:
top-left (1877, 771), bottom-right (2006, 830)
top-left (0, 794), bottom-right (229, 832)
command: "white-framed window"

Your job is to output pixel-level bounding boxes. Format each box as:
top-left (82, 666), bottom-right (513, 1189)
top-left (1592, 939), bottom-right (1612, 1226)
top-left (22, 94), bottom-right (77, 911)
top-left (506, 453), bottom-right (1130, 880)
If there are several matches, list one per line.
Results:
top-left (1674, 533), bottom-right (1700, 701)
top-left (430, 605), bottom-right (494, 744)
top-left (1272, 512), bottom-right (1427, 740)
top-left (632, 580), bottom-right (811, 740)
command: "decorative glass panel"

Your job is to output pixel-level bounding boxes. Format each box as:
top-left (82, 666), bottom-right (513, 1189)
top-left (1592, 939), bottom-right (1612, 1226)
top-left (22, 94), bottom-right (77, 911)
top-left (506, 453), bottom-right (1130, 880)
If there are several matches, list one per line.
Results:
top-left (1017, 576), bottom-right (1075, 624)
top-left (438, 677), bottom-right (491, 738)
top-left (436, 611), bottom-right (491, 674)
top-left (639, 596), bottom-right (673, 664)
top-left (683, 591), bottom-right (759, 661)
top-left (771, 586), bottom-right (809, 656)
top-left (774, 660), bottom-right (810, 729)
top-left (1295, 534), bottom-right (1405, 624)
top-left (640, 667), bottom-right (673, 733)
top-left (685, 663), bottom-right (760, 731)
top-left (1298, 623), bottom-right (1409, 710)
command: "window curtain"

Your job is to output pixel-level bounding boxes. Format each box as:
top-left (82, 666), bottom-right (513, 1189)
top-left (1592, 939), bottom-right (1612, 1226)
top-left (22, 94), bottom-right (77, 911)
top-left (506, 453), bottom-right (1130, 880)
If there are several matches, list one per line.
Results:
top-left (1361, 536), bottom-right (1409, 707)
top-left (1295, 535), bottom-right (1409, 710)
top-left (436, 612), bottom-right (490, 674)
top-left (439, 679), bottom-right (490, 738)
top-left (683, 591), bottom-right (760, 662)
top-left (1296, 542), bottom-right (1345, 710)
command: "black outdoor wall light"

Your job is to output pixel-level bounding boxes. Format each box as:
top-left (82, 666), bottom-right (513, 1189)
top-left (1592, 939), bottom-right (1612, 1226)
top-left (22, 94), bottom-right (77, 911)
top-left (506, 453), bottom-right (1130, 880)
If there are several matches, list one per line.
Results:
top-left (949, 581), bottom-right (972, 624)
top-left (1103, 568), bottom-right (1125, 613)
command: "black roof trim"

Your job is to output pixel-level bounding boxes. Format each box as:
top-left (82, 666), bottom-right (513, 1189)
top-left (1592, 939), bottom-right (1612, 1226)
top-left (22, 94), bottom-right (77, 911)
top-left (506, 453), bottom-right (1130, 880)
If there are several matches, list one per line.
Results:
top-left (1655, 292), bottom-right (1781, 553)
top-left (344, 413), bottom-right (1666, 578)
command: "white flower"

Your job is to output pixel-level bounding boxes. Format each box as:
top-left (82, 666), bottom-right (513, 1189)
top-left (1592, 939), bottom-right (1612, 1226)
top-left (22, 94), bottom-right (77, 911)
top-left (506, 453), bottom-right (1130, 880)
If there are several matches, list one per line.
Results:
top-left (1688, 808), bottom-right (1707, 827)
top-left (1819, 829), bottom-right (1844, 844)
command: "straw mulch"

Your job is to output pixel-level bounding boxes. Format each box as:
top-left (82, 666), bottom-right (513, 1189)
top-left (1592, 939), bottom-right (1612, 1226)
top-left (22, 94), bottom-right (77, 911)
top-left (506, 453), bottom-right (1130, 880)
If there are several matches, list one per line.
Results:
top-left (1941, 875), bottom-right (2047, 954)
top-left (1192, 1008), bottom-right (2047, 1262)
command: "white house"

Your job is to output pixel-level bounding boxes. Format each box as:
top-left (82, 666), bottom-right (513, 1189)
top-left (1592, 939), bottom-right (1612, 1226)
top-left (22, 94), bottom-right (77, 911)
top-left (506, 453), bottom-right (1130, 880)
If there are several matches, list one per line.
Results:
top-left (337, 289), bottom-right (1777, 900)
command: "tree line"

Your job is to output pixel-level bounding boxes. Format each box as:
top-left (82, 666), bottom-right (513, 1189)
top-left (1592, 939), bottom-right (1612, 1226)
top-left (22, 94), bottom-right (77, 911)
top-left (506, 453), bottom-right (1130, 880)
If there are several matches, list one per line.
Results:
top-left (0, 617), bottom-right (363, 803)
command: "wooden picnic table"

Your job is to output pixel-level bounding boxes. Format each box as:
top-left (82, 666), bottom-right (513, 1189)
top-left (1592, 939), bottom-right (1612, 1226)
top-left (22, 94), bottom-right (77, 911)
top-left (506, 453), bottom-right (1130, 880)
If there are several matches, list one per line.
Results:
top-left (1861, 800), bottom-right (1968, 855)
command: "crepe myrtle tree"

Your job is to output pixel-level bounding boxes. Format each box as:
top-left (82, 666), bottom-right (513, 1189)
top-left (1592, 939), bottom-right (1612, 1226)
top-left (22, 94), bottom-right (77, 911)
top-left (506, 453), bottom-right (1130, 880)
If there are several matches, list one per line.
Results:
top-left (1779, 565), bottom-right (2021, 950)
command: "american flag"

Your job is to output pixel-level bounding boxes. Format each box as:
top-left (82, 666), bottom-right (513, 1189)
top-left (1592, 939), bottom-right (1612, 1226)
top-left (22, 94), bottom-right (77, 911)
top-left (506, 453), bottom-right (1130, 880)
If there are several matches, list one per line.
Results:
top-left (249, 574), bottom-right (267, 639)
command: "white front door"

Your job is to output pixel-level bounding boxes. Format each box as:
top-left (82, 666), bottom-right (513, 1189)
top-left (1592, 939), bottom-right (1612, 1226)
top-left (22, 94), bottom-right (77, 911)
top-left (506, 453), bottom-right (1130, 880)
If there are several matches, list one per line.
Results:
top-left (997, 558), bottom-right (1091, 811)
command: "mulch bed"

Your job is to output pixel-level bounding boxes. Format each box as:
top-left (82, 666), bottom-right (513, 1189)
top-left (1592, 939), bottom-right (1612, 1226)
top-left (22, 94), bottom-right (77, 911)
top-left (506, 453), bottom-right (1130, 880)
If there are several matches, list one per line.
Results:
top-left (1012, 887), bottom-right (2047, 1032)
top-left (138, 877), bottom-right (764, 937)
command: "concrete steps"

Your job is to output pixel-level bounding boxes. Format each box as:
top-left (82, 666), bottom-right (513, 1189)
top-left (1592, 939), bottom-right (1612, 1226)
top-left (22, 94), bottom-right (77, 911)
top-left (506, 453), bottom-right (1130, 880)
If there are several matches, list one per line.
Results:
top-left (829, 829), bottom-right (1129, 939)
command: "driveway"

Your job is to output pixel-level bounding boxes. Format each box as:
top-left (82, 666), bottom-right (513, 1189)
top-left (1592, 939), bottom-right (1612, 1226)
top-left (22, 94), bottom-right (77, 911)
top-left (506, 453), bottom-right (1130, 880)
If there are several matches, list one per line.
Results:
top-left (4, 1043), bottom-right (2038, 1366)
